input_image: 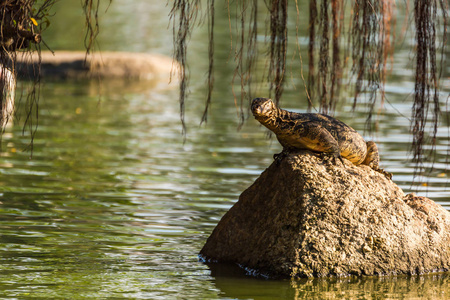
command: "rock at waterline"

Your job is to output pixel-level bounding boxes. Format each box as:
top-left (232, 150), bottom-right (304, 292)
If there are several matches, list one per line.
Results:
top-left (199, 150), bottom-right (450, 278)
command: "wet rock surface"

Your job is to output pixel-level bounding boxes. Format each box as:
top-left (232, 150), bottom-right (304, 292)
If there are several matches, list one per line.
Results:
top-left (200, 150), bottom-right (450, 278)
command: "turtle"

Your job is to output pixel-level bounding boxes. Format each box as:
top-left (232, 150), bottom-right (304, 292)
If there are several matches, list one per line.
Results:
top-left (251, 97), bottom-right (392, 179)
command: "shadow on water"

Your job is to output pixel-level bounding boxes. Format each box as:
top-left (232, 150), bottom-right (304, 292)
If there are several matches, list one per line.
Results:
top-left (205, 262), bottom-right (450, 299)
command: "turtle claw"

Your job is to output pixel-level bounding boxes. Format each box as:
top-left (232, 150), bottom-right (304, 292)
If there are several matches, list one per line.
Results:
top-left (273, 150), bottom-right (288, 165)
top-left (375, 167), bottom-right (393, 180)
top-left (367, 162), bottom-right (393, 180)
top-left (334, 156), bottom-right (345, 167)
top-left (321, 152), bottom-right (345, 166)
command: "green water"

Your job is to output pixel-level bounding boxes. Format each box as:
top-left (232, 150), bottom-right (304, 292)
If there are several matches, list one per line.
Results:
top-left (0, 1), bottom-right (449, 299)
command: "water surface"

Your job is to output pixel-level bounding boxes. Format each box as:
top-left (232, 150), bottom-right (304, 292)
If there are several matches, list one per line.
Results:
top-left (0, 1), bottom-right (449, 299)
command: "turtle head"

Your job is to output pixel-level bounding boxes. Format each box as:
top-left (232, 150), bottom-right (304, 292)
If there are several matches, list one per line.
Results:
top-left (251, 98), bottom-right (276, 118)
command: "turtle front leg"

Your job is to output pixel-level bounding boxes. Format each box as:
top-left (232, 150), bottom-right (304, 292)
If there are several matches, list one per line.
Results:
top-left (301, 126), bottom-right (344, 166)
top-left (320, 150), bottom-right (345, 166)
top-left (363, 141), bottom-right (392, 179)
top-left (273, 149), bottom-right (289, 164)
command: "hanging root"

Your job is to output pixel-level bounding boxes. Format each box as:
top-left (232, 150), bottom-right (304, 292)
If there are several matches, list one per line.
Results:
top-left (201, 0), bottom-right (215, 125)
top-left (169, 1), bottom-right (447, 180)
top-left (307, 0), bottom-right (318, 110)
top-left (170, 0), bottom-right (200, 136)
top-left (318, 0), bottom-right (329, 112)
top-left (411, 0), bottom-right (444, 176)
top-left (329, 0), bottom-right (342, 112)
top-left (268, 0), bottom-right (288, 107)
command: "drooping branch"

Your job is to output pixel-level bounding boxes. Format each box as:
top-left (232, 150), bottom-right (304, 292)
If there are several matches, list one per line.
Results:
top-left (246, 0), bottom-right (258, 110)
top-left (231, 0), bottom-right (247, 128)
top-left (170, 0), bottom-right (200, 136)
top-left (350, 0), bottom-right (395, 130)
top-left (329, 0), bottom-right (342, 113)
top-left (227, 0), bottom-right (259, 128)
top-left (170, 0), bottom-right (447, 178)
top-left (318, 0), bottom-right (329, 112)
top-left (380, 0), bottom-right (395, 106)
top-left (201, 0), bottom-right (215, 124)
top-left (309, 0), bottom-right (345, 114)
top-left (83, 0), bottom-right (110, 54)
top-left (0, 1), bottom-right (43, 52)
top-left (307, 0), bottom-right (318, 110)
top-left (411, 0), bottom-right (442, 172)
top-left (268, 0), bottom-right (288, 106)
top-left (0, 0), bottom-right (49, 133)
top-left (0, 0), bottom-right (110, 144)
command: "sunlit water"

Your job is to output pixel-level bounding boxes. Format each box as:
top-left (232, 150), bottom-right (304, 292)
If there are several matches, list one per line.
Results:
top-left (0, 1), bottom-right (449, 299)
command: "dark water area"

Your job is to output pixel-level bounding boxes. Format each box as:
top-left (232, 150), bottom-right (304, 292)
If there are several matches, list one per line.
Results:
top-left (0, 1), bottom-right (449, 299)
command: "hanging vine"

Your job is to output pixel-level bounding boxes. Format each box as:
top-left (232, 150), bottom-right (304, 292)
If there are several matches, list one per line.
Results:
top-left (411, 0), bottom-right (446, 173)
top-left (329, 0), bottom-right (342, 113)
top-left (350, 0), bottom-right (395, 128)
top-left (169, 0), bottom-right (200, 136)
top-left (307, 0), bottom-right (318, 110)
top-left (169, 1), bottom-right (447, 174)
top-left (200, 0), bottom-right (215, 124)
top-left (268, 0), bottom-right (288, 107)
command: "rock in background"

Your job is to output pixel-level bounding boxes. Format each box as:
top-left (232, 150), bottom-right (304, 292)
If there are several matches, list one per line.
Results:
top-left (200, 151), bottom-right (450, 278)
top-left (15, 51), bottom-right (175, 81)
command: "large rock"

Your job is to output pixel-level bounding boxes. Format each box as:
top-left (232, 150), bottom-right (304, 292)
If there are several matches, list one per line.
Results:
top-left (200, 151), bottom-right (450, 278)
top-left (15, 51), bottom-right (175, 80)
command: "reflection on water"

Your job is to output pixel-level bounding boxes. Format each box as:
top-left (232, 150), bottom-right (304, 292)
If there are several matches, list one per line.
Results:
top-left (0, 0), bottom-right (449, 299)
top-left (209, 263), bottom-right (450, 299)
top-left (0, 76), bottom-right (448, 299)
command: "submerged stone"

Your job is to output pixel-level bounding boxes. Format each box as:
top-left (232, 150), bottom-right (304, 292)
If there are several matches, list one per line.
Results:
top-left (200, 150), bottom-right (450, 278)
